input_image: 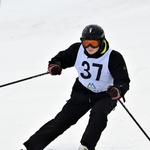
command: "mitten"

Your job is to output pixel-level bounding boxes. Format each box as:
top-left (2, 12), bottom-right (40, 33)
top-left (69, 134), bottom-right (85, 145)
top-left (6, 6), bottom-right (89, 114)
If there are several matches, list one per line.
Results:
top-left (107, 86), bottom-right (121, 100)
top-left (48, 64), bottom-right (62, 75)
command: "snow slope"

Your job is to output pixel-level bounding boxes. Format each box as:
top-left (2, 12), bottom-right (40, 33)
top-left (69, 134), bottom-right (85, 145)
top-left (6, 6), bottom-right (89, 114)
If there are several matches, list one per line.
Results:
top-left (0, 0), bottom-right (150, 149)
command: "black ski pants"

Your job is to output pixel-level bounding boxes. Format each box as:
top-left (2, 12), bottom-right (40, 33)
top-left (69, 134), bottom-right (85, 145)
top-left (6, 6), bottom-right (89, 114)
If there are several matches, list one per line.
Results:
top-left (24, 91), bottom-right (117, 150)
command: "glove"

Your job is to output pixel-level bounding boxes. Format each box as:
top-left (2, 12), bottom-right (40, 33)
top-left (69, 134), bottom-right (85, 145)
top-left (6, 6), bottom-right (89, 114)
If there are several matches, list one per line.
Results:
top-left (48, 64), bottom-right (62, 75)
top-left (107, 86), bottom-right (121, 100)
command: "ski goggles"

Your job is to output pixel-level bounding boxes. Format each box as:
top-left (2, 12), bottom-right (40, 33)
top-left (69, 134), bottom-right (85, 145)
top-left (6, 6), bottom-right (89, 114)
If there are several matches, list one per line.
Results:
top-left (82, 39), bottom-right (100, 48)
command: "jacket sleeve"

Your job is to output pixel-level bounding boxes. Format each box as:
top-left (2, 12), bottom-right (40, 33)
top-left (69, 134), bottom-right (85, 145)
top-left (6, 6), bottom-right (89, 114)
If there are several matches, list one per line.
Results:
top-left (49, 43), bottom-right (81, 69)
top-left (109, 50), bottom-right (130, 96)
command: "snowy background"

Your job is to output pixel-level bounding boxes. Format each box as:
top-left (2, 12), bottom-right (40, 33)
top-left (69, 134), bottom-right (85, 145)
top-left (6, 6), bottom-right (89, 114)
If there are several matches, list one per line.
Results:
top-left (0, 0), bottom-right (150, 149)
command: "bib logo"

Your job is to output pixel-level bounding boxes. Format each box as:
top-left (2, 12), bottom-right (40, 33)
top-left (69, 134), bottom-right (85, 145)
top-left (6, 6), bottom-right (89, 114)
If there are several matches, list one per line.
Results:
top-left (87, 83), bottom-right (96, 90)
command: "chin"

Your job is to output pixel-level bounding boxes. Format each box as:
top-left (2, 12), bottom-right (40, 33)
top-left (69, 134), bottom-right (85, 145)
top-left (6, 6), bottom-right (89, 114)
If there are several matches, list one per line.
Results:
top-left (87, 51), bottom-right (95, 55)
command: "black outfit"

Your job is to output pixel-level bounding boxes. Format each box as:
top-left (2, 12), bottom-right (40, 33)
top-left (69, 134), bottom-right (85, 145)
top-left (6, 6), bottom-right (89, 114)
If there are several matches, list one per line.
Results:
top-left (24, 41), bottom-right (130, 150)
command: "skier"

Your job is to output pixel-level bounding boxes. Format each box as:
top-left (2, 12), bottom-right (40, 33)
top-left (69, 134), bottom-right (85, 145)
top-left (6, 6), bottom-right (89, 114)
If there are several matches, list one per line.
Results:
top-left (23, 24), bottom-right (130, 150)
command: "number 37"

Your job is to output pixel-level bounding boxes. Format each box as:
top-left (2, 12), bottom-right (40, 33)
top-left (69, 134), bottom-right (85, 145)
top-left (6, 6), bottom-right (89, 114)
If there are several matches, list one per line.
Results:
top-left (80, 61), bottom-right (103, 81)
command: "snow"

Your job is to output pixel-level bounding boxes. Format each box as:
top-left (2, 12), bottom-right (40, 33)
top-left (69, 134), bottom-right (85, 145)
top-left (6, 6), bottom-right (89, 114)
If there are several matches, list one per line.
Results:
top-left (0, 0), bottom-right (150, 149)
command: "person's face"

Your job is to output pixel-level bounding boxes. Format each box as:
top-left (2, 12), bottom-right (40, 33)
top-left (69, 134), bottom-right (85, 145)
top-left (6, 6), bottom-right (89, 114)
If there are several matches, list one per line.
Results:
top-left (82, 39), bottom-right (100, 55)
top-left (85, 46), bottom-right (99, 55)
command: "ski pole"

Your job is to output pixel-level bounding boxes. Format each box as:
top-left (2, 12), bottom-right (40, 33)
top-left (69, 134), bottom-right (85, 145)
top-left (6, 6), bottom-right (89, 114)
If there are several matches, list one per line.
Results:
top-left (0, 71), bottom-right (49, 88)
top-left (119, 99), bottom-right (150, 141)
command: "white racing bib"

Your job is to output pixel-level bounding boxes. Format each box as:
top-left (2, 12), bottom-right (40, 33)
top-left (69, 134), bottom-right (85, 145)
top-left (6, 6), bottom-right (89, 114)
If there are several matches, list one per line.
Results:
top-left (75, 45), bottom-right (114, 93)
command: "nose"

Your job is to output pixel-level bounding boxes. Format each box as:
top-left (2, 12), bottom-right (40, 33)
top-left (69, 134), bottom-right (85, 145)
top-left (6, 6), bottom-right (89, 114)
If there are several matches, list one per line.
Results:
top-left (87, 45), bottom-right (94, 49)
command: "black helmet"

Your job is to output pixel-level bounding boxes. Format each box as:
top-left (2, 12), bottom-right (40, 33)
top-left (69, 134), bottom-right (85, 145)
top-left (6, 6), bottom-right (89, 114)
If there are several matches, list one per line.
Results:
top-left (81, 24), bottom-right (105, 40)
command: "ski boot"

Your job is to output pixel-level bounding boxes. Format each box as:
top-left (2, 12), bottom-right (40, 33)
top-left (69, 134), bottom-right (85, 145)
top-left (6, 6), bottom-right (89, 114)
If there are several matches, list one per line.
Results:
top-left (78, 144), bottom-right (89, 150)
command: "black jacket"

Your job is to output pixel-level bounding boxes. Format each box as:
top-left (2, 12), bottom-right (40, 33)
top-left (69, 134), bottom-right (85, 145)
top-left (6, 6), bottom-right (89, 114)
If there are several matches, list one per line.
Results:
top-left (49, 41), bottom-right (130, 96)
